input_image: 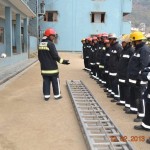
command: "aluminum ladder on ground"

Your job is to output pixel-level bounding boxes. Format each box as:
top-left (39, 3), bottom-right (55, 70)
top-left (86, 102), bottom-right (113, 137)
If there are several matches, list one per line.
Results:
top-left (67, 80), bottom-right (134, 150)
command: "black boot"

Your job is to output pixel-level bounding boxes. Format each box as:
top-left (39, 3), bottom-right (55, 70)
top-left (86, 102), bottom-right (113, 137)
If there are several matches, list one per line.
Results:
top-left (146, 138), bottom-right (150, 144)
top-left (134, 125), bottom-right (150, 131)
top-left (134, 117), bottom-right (143, 122)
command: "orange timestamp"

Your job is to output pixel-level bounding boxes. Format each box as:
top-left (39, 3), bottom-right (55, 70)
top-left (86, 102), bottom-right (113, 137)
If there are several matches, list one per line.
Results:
top-left (110, 136), bottom-right (149, 142)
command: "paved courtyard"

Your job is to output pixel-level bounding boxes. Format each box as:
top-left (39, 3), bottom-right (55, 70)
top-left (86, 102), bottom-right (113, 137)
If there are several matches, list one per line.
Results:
top-left (0, 52), bottom-right (149, 150)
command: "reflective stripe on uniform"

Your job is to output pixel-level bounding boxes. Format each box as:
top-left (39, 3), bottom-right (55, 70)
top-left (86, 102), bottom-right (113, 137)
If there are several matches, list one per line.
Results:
top-left (122, 55), bottom-right (130, 58)
top-left (142, 122), bottom-right (150, 129)
top-left (109, 72), bottom-right (117, 76)
top-left (44, 95), bottom-right (50, 98)
top-left (41, 69), bottom-right (59, 74)
top-left (59, 58), bottom-right (63, 64)
top-left (106, 53), bottom-right (110, 56)
top-left (129, 79), bottom-right (136, 84)
top-left (38, 46), bottom-right (49, 50)
top-left (119, 79), bottom-right (126, 83)
top-left (140, 81), bottom-right (148, 85)
top-left (138, 113), bottom-right (145, 117)
top-left (119, 100), bottom-right (125, 104)
top-left (147, 72), bottom-right (150, 81)
top-left (99, 65), bottom-right (104, 68)
top-left (125, 104), bottom-right (130, 108)
top-left (147, 94), bottom-right (150, 99)
top-left (130, 107), bottom-right (138, 111)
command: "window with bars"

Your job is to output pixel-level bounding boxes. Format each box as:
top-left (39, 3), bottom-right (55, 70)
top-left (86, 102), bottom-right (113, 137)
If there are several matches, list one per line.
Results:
top-left (91, 12), bottom-right (105, 23)
top-left (44, 11), bottom-right (58, 22)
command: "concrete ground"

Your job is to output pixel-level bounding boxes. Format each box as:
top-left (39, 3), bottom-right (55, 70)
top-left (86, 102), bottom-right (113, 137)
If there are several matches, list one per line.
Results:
top-left (0, 52), bottom-right (149, 150)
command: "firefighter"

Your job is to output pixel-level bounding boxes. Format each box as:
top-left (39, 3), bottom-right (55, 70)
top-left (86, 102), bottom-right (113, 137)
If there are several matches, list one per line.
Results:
top-left (87, 37), bottom-right (93, 75)
top-left (85, 37), bottom-right (91, 71)
top-left (89, 36), bottom-right (98, 79)
top-left (95, 34), bottom-right (103, 83)
top-left (103, 39), bottom-right (111, 92)
top-left (107, 33), bottom-right (122, 102)
top-left (38, 28), bottom-right (70, 101)
top-left (127, 31), bottom-right (150, 122)
top-left (99, 33), bottom-right (108, 87)
top-left (117, 34), bottom-right (134, 107)
top-left (134, 65), bottom-right (150, 136)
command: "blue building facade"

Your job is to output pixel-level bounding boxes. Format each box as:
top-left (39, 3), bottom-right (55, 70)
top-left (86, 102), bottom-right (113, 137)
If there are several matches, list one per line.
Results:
top-left (39, 0), bottom-right (132, 51)
top-left (0, 0), bottom-right (37, 68)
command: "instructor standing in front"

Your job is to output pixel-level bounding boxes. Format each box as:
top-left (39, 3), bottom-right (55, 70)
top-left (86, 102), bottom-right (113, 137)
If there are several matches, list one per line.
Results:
top-left (38, 28), bottom-right (70, 101)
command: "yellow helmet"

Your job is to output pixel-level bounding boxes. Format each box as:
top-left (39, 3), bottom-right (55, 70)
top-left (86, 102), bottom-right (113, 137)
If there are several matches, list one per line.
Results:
top-left (121, 34), bottom-right (131, 43)
top-left (130, 31), bottom-right (146, 41)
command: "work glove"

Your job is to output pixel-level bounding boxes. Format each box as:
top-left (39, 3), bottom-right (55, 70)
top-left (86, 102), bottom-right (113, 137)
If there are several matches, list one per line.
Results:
top-left (63, 60), bottom-right (70, 65)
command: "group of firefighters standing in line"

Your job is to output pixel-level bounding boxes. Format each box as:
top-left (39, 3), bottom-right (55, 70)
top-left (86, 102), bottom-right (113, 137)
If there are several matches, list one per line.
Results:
top-left (81, 31), bottom-right (150, 144)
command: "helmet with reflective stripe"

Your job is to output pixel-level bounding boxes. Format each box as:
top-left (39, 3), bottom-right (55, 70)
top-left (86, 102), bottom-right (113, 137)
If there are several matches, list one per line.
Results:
top-left (130, 31), bottom-right (146, 41)
top-left (121, 34), bottom-right (131, 43)
top-left (44, 28), bottom-right (56, 37)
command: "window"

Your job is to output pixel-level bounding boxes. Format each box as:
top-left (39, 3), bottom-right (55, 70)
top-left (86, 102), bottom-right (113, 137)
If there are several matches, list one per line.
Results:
top-left (91, 12), bottom-right (105, 23)
top-left (0, 27), bottom-right (4, 43)
top-left (44, 11), bottom-right (58, 22)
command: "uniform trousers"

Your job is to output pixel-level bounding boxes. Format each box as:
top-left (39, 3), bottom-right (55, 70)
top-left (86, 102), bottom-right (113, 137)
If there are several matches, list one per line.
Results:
top-left (42, 75), bottom-right (61, 98)
top-left (119, 82), bottom-right (130, 105)
top-left (142, 102), bottom-right (150, 129)
top-left (129, 83), bottom-right (146, 117)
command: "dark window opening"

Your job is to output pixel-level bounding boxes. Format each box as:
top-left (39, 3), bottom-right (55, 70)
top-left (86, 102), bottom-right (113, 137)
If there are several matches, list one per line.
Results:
top-left (91, 12), bottom-right (105, 23)
top-left (91, 14), bottom-right (94, 22)
top-left (101, 13), bottom-right (105, 23)
top-left (44, 11), bottom-right (58, 22)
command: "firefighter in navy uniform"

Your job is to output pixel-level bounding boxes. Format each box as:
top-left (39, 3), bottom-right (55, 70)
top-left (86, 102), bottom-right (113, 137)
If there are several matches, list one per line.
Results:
top-left (103, 39), bottom-right (111, 93)
top-left (134, 65), bottom-right (150, 143)
top-left (87, 37), bottom-right (93, 72)
top-left (107, 33), bottom-right (122, 102)
top-left (95, 34), bottom-right (103, 83)
top-left (127, 31), bottom-right (150, 122)
top-left (99, 33), bottom-right (108, 87)
top-left (89, 36), bottom-right (98, 79)
top-left (117, 34), bottom-right (134, 107)
top-left (38, 28), bottom-right (70, 101)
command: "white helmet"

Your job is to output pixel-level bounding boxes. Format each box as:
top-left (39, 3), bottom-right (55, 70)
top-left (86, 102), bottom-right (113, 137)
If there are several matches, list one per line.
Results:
top-left (1, 53), bottom-right (7, 58)
top-left (108, 33), bottom-right (117, 39)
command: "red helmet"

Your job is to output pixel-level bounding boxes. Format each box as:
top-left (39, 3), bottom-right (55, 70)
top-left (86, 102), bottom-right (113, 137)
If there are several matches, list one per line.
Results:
top-left (102, 33), bottom-right (108, 37)
top-left (97, 34), bottom-right (102, 38)
top-left (92, 36), bottom-right (98, 40)
top-left (44, 28), bottom-right (56, 37)
top-left (88, 37), bottom-right (92, 42)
